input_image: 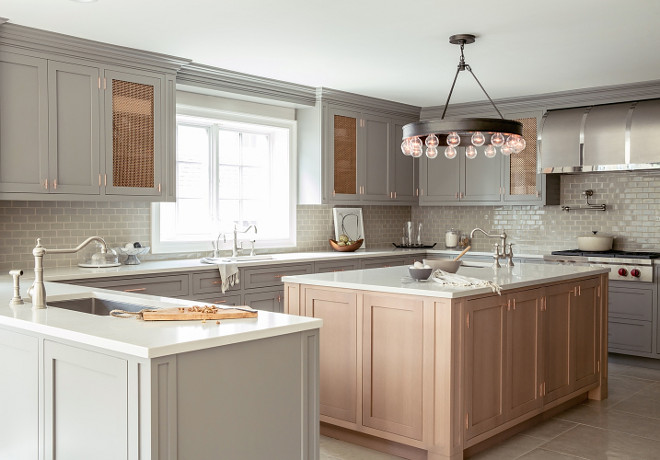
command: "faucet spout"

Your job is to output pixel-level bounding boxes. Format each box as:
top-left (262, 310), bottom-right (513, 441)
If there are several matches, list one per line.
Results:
top-left (29, 236), bottom-right (109, 309)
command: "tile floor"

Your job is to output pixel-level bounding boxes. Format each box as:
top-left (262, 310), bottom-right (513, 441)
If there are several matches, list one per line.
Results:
top-left (320, 356), bottom-right (660, 460)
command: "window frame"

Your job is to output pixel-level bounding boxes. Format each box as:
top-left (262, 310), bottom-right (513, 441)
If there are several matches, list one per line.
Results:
top-left (151, 104), bottom-right (297, 254)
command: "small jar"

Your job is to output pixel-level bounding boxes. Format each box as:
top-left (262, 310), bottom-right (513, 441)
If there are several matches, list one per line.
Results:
top-left (445, 229), bottom-right (460, 248)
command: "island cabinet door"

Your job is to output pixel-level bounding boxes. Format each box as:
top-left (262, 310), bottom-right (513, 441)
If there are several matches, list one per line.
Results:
top-left (304, 288), bottom-right (359, 424)
top-left (505, 289), bottom-right (543, 421)
top-left (543, 282), bottom-right (574, 404)
top-left (464, 295), bottom-right (507, 440)
top-left (362, 294), bottom-right (427, 441)
top-left (572, 277), bottom-right (602, 391)
top-left (44, 341), bottom-right (129, 460)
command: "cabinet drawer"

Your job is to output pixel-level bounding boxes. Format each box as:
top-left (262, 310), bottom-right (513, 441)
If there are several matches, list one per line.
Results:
top-left (608, 319), bottom-right (653, 353)
top-left (609, 286), bottom-right (653, 321)
top-left (242, 263), bottom-right (313, 289)
top-left (71, 274), bottom-right (190, 298)
top-left (313, 259), bottom-right (360, 273)
top-left (190, 293), bottom-right (242, 307)
top-left (191, 270), bottom-right (240, 295)
top-left (359, 257), bottom-right (407, 269)
top-left (244, 289), bottom-right (283, 313)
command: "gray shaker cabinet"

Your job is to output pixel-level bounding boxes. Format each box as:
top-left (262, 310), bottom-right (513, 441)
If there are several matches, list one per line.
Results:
top-left (361, 113), bottom-right (392, 202)
top-left (390, 119), bottom-right (418, 204)
top-left (0, 51), bottom-right (48, 194)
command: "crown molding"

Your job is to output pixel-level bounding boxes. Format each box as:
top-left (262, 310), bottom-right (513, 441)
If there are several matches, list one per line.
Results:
top-left (0, 23), bottom-right (190, 73)
top-left (317, 87), bottom-right (421, 119)
top-left (421, 80), bottom-right (660, 119)
top-left (177, 62), bottom-right (316, 107)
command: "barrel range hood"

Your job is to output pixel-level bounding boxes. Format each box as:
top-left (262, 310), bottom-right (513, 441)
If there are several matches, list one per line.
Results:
top-left (540, 99), bottom-right (660, 173)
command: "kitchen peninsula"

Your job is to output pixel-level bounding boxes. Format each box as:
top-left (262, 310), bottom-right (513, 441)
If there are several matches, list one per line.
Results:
top-left (283, 263), bottom-right (609, 460)
top-left (0, 280), bottom-right (321, 460)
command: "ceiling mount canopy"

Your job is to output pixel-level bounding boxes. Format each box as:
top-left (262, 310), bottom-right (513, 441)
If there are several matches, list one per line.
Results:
top-left (401, 34), bottom-right (524, 160)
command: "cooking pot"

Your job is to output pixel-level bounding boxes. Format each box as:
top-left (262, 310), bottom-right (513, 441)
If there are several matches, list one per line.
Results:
top-left (577, 231), bottom-right (614, 251)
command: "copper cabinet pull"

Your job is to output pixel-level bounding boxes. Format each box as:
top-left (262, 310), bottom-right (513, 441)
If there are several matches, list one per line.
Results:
top-left (44, 179), bottom-right (48, 190)
top-left (104, 174), bottom-right (107, 186)
top-left (273, 274), bottom-right (285, 279)
top-left (158, 183), bottom-right (161, 193)
top-left (212, 280), bottom-right (222, 285)
top-left (98, 174), bottom-right (102, 186)
top-left (124, 287), bottom-right (146, 292)
top-left (53, 179), bottom-right (57, 190)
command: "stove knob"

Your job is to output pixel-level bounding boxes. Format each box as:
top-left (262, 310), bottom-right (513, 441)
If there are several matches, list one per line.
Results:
top-left (618, 268), bottom-right (628, 277)
top-left (630, 268), bottom-right (641, 278)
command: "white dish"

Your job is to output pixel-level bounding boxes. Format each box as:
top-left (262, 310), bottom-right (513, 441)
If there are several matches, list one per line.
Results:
top-left (77, 262), bottom-right (122, 268)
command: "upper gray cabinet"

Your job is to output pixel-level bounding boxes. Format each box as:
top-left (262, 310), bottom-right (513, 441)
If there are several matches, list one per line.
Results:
top-left (297, 89), bottom-right (420, 206)
top-left (0, 26), bottom-right (186, 201)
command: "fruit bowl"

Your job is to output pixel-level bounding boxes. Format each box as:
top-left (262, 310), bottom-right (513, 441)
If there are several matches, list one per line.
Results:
top-left (115, 246), bottom-right (150, 265)
top-left (329, 239), bottom-right (364, 252)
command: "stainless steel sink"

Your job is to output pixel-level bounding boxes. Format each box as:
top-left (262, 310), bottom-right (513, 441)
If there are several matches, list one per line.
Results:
top-left (48, 297), bottom-right (149, 316)
top-left (201, 255), bottom-right (274, 263)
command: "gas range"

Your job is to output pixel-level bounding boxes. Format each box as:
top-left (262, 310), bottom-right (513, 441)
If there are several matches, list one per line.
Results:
top-left (543, 250), bottom-right (660, 283)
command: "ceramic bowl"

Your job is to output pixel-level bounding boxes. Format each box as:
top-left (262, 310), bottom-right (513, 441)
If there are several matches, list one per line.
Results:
top-left (329, 239), bottom-right (364, 252)
top-left (422, 259), bottom-right (461, 273)
top-left (408, 266), bottom-right (432, 281)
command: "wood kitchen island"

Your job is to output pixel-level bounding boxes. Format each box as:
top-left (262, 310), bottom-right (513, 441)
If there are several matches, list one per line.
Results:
top-left (283, 263), bottom-right (609, 460)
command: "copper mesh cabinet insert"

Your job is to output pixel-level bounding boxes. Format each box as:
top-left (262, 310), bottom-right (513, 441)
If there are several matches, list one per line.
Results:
top-left (503, 112), bottom-right (544, 203)
top-left (104, 70), bottom-right (163, 197)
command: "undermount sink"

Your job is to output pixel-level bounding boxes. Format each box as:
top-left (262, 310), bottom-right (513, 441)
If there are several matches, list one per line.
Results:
top-left (48, 297), bottom-right (150, 316)
top-left (201, 255), bottom-right (274, 264)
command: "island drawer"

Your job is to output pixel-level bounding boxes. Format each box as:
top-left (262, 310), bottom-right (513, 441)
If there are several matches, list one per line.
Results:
top-left (191, 270), bottom-right (241, 295)
top-left (242, 263), bottom-right (314, 289)
top-left (313, 259), bottom-right (360, 273)
top-left (67, 274), bottom-right (190, 298)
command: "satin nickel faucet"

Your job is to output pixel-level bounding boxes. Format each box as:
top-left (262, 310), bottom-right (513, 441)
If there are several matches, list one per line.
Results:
top-left (28, 236), bottom-right (109, 309)
top-left (469, 228), bottom-right (514, 268)
top-left (231, 223), bottom-right (257, 257)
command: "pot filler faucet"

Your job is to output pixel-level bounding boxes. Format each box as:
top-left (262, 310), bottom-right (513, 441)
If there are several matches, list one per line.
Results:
top-left (28, 236), bottom-right (109, 309)
top-left (469, 228), bottom-right (514, 268)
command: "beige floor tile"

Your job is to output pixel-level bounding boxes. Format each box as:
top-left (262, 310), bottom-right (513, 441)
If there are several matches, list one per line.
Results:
top-left (522, 419), bottom-right (578, 441)
top-left (320, 435), bottom-right (404, 460)
top-left (609, 392), bottom-right (660, 420)
top-left (516, 448), bottom-right (589, 459)
top-left (556, 403), bottom-right (660, 441)
top-left (607, 363), bottom-right (660, 382)
top-left (540, 424), bottom-right (660, 459)
top-left (468, 434), bottom-right (545, 459)
top-left (583, 374), bottom-right (656, 409)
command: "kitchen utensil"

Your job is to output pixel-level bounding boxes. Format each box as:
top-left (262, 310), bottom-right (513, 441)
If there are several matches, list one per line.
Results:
top-left (445, 229), bottom-right (460, 248)
top-left (577, 231), bottom-right (614, 251)
top-left (329, 239), bottom-right (363, 252)
top-left (422, 259), bottom-right (461, 273)
top-left (408, 266), bottom-right (432, 281)
top-left (453, 245), bottom-right (472, 261)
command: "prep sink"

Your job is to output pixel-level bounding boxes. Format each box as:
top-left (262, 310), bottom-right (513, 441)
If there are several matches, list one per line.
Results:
top-left (48, 297), bottom-right (150, 316)
top-left (201, 255), bottom-right (273, 263)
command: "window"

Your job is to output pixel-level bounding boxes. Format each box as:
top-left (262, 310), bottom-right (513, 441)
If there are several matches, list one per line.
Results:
top-left (152, 111), bottom-right (296, 254)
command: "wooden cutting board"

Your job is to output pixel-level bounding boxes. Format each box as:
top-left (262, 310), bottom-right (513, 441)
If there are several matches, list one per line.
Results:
top-left (141, 305), bottom-right (258, 321)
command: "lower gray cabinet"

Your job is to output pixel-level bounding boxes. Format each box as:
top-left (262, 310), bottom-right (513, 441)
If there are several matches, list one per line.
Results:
top-left (191, 293), bottom-right (242, 306)
top-left (244, 288), bottom-right (285, 313)
top-left (67, 273), bottom-right (190, 298)
top-left (44, 340), bottom-right (128, 460)
top-left (359, 256), bottom-right (409, 269)
top-left (608, 282), bottom-right (655, 356)
top-left (313, 259), bottom-right (360, 273)
top-left (242, 263), bottom-right (314, 289)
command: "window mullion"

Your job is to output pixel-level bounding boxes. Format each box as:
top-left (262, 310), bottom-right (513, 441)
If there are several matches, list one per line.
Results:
top-left (210, 124), bottom-right (219, 223)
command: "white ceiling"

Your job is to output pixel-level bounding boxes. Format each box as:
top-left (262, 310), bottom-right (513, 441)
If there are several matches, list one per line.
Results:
top-left (2, 0), bottom-right (660, 107)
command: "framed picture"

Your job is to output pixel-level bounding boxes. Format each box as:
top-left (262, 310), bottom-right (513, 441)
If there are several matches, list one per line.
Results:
top-left (332, 207), bottom-right (365, 248)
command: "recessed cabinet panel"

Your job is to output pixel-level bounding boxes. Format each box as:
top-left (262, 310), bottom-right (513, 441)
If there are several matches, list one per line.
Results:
top-left (362, 115), bottom-right (390, 200)
top-left (505, 115), bottom-right (541, 201)
top-left (333, 113), bottom-right (358, 196)
top-left (48, 61), bottom-right (100, 194)
top-left (463, 154), bottom-right (502, 201)
top-left (0, 52), bottom-right (48, 193)
top-left (392, 121), bottom-right (416, 202)
top-left (423, 154), bottom-right (461, 201)
top-left (543, 283), bottom-right (573, 403)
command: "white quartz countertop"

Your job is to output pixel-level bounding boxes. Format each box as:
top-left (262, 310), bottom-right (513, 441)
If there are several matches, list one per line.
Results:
top-left (282, 263), bottom-right (608, 299)
top-left (0, 280), bottom-right (322, 359)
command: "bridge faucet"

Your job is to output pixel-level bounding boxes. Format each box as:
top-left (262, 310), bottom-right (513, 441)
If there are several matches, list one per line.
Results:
top-left (230, 224), bottom-right (258, 257)
top-left (28, 236), bottom-right (109, 309)
top-left (469, 228), bottom-right (514, 268)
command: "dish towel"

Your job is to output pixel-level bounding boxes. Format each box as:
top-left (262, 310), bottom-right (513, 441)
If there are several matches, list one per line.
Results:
top-left (217, 263), bottom-right (240, 293)
top-left (430, 269), bottom-right (502, 295)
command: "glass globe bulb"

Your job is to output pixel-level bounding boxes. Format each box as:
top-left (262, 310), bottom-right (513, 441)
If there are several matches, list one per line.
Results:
top-left (444, 145), bottom-right (457, 159)
top-left (446, 131), bottom-right (461, 147)
top-left (426, 147), bottom-right (438, 159)
top-left (401, 138), bottom-right (412, 156)
top-left (484, 144), bottom-right (497, 158)
top-left (511, 135), bottom-right (526, 154)
top-left (501, 144), bottom-right (513, 156)
top-left (425, 133), bottom-right (439, 148)
top-left (471, 131), bottom-right (485, 147)
top-left (410, 137), bottom-right (423, 157)
top-left (465, 145), bottom-right (478, 159)
top-left (491, 132), bottom-right (505, 147)
top-left (412, 148), bottom-right (423, 158)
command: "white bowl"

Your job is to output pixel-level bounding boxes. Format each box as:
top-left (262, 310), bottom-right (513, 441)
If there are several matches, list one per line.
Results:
top-left (423, 259), bottom-right (461, 273)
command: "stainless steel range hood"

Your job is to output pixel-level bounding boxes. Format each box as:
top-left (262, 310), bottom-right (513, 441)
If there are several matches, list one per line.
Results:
top-left (540, 99), bottom-right (660, 173)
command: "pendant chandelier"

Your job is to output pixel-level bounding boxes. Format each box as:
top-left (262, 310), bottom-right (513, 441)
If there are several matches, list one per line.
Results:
top-left (401, 34), bottom-right (525, 160)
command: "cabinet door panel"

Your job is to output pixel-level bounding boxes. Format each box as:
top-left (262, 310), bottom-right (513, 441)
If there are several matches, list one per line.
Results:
top-left (463, 154), bottom-right (502, 202)
top-left (104, 69), bottom-right (162, 196)
top-left (44, 341), bottom-right (128, 460)
top-left (329, 108), bottom-right (359, 199)
top-left (244, 289), bottom-right (283, 312)
top-left (573, 278), bottom-right (601, 389)
top-left (503, 113), bottom-right (543, 203)
top-left (362, 294), bottom-right (424, 440)
top-left (304, 288), bottom-right (358, 423)
top-left (464, 296), bottom-right (507, 439)
top-left (361, 115), bottom-right (390, 201)
top-left (422, 154), bottom-right (460, 201)
top-left (392, 120), bottom-right (415, 202)
top-left (544, 283), bottom-right (573, 403)
top-left (48, 61), bottom-right (100, 194)
top-left (0, 52), bottom-right (48, 193)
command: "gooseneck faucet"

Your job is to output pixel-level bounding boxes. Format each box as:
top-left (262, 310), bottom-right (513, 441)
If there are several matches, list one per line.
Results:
top-left (231, 224), bottom-right (257, 257)
top-left (469, 227), bottom-right (514, 268)
top-left (29, 236), bottom-right (109, 309)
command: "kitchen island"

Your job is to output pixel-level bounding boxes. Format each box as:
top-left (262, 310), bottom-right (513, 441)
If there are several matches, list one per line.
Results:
top-left (283, 263), bottom-right (609, 460)
top-left (0, 280), bottom-right (322, 460)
